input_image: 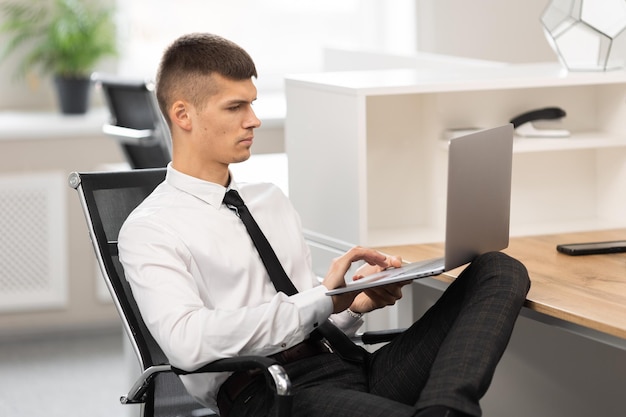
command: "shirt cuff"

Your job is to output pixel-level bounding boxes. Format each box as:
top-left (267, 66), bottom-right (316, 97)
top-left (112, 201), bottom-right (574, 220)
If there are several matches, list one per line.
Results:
top-left (330, 309), bottom-right (364, 337)
top-left (290, 285), bottom-right (334, 334)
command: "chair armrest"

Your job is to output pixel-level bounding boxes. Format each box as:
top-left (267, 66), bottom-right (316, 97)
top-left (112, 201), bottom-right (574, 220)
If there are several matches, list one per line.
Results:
top-left (172, 356), bottom-right (291, 397)
top-left (122, 356), bottom-right (293, 416)
top-left (173, 356), bottom-right (292, 417)
top-left (356, 328), bottom-right (406, 345)
top-left (120, 336), bottom-right (404, 406)
top-left (102, 124), bottom-right (155, 144)
top-left (120, 364), bottom-right (172, 404)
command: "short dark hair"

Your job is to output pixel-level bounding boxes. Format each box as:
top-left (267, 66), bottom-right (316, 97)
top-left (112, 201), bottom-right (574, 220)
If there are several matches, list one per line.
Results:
top-left (155, 33), bottom-right (258, 126)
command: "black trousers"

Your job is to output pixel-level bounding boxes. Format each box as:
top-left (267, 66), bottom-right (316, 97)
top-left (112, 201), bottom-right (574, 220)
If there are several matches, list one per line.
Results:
top-left (229, 252), bottom-right (530, 417)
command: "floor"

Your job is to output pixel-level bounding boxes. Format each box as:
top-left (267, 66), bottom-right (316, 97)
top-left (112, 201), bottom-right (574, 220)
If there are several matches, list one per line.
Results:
top-left (0, 329), bottom-right (139, 417)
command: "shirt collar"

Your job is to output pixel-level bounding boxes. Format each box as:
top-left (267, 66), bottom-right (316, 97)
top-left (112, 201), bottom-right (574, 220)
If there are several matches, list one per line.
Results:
top-left (165, 164), bottom-right (240, 208)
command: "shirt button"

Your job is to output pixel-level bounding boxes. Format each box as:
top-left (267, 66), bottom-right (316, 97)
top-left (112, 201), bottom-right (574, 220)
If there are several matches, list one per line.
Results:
top-left (280, 343), bottom-right (287, 348)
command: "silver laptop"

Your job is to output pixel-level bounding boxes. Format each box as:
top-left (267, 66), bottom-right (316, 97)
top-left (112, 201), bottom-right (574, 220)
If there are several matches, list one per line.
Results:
top-left (327, 124), bottom-right (514, 295)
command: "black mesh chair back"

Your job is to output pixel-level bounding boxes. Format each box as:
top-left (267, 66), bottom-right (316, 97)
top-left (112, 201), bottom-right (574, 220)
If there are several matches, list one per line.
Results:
top-left (93, 74), bottom-right (172, 169)
top-left (69, 168), bottom-right (212, 417)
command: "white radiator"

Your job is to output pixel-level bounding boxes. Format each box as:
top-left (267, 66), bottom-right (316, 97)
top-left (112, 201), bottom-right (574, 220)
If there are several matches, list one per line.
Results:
top-left (0, 172), bottom-right (67, 312)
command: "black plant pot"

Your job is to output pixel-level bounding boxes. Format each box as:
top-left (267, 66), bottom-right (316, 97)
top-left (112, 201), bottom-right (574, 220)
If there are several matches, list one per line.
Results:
top-left (53, 75), bottom-right (92, 115)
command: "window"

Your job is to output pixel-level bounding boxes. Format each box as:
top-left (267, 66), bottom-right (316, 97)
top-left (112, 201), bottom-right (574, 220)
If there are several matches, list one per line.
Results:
top-left (115, 0), bottom-right (417, 92)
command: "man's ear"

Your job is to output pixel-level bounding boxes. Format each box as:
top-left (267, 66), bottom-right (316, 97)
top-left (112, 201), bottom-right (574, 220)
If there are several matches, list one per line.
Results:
top-left (169, 100), bottom-right (192, 131)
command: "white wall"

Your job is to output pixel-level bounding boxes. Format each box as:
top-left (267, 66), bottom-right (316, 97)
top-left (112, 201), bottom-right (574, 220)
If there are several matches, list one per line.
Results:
top-left (416, 0), bottom-right (557, 64)
top-left (0, 1), bottom-right (558, 112)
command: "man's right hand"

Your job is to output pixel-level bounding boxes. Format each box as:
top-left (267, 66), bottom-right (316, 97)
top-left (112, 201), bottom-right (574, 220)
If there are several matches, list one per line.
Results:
top-left (321, 246), bottom-right (394, 313)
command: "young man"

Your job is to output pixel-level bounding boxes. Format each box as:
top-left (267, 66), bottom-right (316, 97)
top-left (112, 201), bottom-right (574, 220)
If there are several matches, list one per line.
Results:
top-left (118, 33), bottom-right (530, 417)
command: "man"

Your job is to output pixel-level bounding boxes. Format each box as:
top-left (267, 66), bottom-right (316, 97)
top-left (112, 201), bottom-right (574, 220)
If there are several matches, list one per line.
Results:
top-left (119, 32), bottom-right (530, 417)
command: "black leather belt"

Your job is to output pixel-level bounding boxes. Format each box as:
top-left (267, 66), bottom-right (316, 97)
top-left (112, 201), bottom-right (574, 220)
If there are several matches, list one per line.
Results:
top-left (269, 337), bottom-right (332, 365)
top-left (217, 339), bottom-right (331, 417)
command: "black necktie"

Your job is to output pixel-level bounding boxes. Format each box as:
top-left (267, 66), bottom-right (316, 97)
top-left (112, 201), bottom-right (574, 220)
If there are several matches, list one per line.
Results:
top-left (223, 189), bottom-right (365, 362)
top-left (223, 189), bottom-right (298, 296)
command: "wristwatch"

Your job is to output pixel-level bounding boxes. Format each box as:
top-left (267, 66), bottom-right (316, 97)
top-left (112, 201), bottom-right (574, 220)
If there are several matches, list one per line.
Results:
top-left (346, 309), bottom-right (363, 319)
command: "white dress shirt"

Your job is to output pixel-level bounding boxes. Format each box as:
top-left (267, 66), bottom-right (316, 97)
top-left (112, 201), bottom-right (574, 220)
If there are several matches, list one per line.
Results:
top-left (118, 164), bottom-right (362, 410)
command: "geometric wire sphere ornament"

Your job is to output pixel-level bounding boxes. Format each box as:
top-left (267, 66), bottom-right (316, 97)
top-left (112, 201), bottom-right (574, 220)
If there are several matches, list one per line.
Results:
top-left (541, 0), bottom-right (626, 70)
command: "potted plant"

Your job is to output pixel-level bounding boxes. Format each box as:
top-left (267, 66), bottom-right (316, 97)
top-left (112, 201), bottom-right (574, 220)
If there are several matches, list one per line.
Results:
top-left (0, 0), bottom-right (117, 114)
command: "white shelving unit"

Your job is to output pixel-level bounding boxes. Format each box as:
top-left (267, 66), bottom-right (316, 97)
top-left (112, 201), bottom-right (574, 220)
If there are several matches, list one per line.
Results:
top-left (285, 62), bottom-right (626, 252)
top-left (285, 60), bottom-right (626, 416)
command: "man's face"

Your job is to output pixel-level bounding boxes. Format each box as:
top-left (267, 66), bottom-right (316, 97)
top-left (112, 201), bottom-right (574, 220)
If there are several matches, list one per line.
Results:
top-left (188, 73), bottom-right (261, 169)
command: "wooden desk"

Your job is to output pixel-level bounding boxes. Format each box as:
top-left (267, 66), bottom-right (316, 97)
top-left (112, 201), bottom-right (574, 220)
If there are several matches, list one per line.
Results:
top-left (376, 229), bottom-right (626, 344)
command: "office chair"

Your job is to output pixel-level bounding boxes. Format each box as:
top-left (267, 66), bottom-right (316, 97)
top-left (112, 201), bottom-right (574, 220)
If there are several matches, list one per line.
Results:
top-left (69, 168), bottom-right (403, 417)
top-left (93, 74), bottom-right (172, 169)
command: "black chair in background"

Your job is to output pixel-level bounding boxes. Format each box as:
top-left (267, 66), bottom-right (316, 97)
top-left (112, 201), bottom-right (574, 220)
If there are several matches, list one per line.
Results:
top-left (93, 74), bottom-right (172, 169)
top-left (70, 168), bottom-right (403, 417)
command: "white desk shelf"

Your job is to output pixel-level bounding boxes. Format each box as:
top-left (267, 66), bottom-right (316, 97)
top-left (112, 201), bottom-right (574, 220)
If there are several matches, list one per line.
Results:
top-left (512, 133), bottom-right (626, 153)
top-left (285, 62), bottom-right (626, 253)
